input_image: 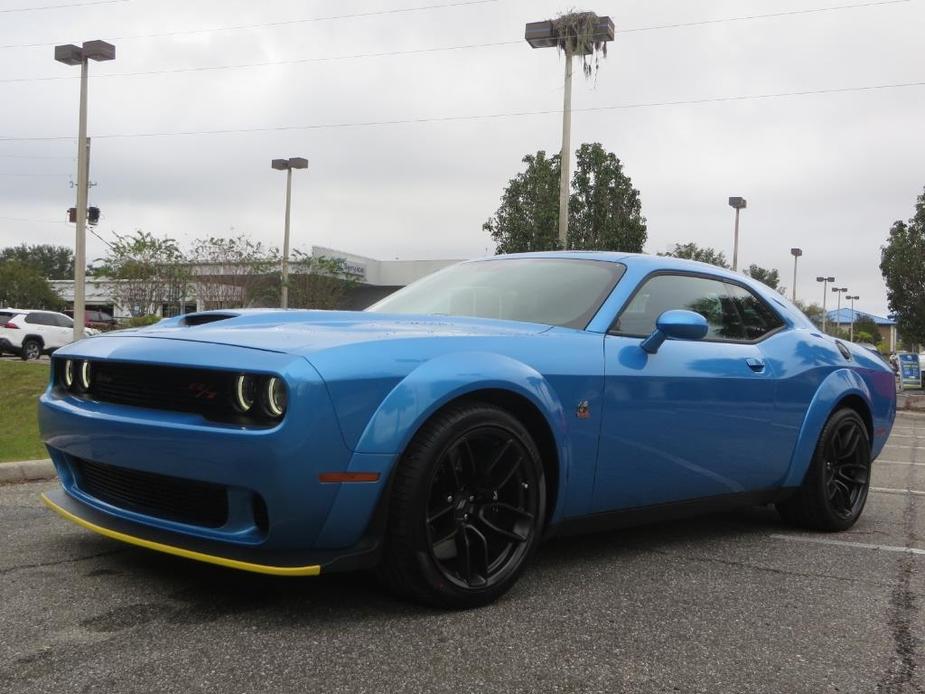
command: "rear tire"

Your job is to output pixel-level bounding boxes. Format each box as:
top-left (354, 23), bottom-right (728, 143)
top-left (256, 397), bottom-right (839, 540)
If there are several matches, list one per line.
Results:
top-left (20, 338), bottom-right (41, 361)
top-left (378, 401), bottom-right (546, 609)
top-left (776, 408), bottom-right (871, 531)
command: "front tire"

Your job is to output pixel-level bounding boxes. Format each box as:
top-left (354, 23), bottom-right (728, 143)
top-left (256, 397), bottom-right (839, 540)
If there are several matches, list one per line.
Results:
top-left (378, 402), bottom-right (546, 608)
top-left (20, 338), bottom-right (41, 361)
top-left (777, 408), bottom-right (871, 531)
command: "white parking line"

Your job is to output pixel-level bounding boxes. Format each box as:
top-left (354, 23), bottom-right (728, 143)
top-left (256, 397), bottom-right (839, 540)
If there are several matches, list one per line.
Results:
top-left (871, 486), bottom-right (925, 497)
top-left (884, 445), bottom-right (918, 450)
top-left (887, 435), bottom-right (925, 440)
top-left (877, 461), bottom-right (925, 467)
top-left (770, 534), bottom-right (925, 555)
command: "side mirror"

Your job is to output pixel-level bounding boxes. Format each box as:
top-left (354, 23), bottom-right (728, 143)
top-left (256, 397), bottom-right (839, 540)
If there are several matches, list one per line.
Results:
top-left (640, 309), bottom-right (709, 354)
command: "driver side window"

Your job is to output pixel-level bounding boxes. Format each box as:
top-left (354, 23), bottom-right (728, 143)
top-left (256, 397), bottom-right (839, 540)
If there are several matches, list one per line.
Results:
top-left (612, 273), bottom-right (781, 342)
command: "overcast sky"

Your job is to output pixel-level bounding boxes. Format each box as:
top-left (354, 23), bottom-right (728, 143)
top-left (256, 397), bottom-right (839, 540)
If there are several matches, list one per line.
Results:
top-left (1, 0), bottom-right (923, 316)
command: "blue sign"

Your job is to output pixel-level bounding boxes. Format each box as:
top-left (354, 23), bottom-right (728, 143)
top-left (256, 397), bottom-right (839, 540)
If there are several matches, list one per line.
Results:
top-left (898, 352), bottom-right (921, 389)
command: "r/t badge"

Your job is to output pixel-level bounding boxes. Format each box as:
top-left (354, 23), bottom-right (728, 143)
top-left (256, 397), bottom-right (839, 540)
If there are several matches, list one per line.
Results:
top-left (576, 401), bottom-right (591, 419)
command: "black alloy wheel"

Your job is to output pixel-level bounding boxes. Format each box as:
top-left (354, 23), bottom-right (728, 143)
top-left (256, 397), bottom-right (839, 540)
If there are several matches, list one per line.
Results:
top-left (424, 426), bottom-right (539, 590)
top-left (777, 408), bottom-right (871, 531)
top-left (379, 402), bottom-right (546, 608)
top-left (822, 415), bottom-right (870, 520)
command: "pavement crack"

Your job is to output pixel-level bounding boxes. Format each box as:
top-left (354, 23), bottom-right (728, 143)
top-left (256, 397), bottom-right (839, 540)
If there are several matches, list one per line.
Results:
top-left (0, 548), bottom-right (127, 575)
top-left (643, 547), bottom-right (882, 586)
top-left (877, 420), bottom-right (923, 693)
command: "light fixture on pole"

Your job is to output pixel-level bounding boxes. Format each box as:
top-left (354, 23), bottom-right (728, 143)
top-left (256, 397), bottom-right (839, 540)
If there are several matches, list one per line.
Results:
top-left (790, 247), bottom-right (802, 303)
top-left (816, 276), bottom-right (835, 332)
top-left (525, 13), bottom-right (614, 250)
top-left (847, 295), bottom-right (860, 342)
top-left (271, 157), bottom-right (309, 309)
top-left (728, 197), bottom-right (747, 271)
top-left (832, 287), bottom-right (848, 333)
top-left (54, 39), bottom-right (115, 341)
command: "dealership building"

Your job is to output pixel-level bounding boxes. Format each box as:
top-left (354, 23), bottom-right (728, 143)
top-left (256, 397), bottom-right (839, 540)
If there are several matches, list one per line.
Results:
top-left (49, 246), bottom-right (462, 319)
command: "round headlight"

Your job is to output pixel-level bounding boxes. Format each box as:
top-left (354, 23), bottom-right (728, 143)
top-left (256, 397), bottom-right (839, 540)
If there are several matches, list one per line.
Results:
top-left (63, 360), bottom-right (74, 388)
top-left (264, 377), bottom-right (286, 418)
top-left (233, 374), bottom-right (257, 412)
top-left (78, 360), bottom-right (92, 390)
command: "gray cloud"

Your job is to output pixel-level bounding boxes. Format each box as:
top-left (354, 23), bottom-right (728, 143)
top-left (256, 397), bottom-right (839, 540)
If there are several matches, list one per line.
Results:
top-left (1, 0), bottom-right (922, 316)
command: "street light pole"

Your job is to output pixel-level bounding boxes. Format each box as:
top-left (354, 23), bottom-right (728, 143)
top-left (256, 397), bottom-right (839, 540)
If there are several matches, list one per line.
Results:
top-left (832, 287), bottom-right (847, 334)
top-left (790, 247), bottom-right (802, 303)
top-left (525, 13), bottom-right (614, 251)
top-left (847, 295), bottom-right (860, 342)
top-left (816, 275), bottom-right (835, 332)
top-left (271, 157), bottom-right (308, 309)
top-left (558, 46), bottom-right (573, 249)
top-left (728, 197), bottom-right (747, 271)
top-left (54, 40), bottom-right (115, 341)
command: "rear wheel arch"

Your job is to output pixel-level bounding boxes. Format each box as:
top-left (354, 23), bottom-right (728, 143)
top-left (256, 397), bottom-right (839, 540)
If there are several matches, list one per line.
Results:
top-left (834, 394), bottom-right (873, 444)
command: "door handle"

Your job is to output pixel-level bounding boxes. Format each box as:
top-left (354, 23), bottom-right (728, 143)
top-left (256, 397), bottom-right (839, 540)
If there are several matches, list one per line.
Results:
top-left (745, 357), bottom-right (765, 373)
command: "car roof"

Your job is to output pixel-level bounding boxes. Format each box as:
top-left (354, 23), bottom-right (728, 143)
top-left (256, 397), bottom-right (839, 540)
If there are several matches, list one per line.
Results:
top-left (482, 251), bottom-right (752, 280)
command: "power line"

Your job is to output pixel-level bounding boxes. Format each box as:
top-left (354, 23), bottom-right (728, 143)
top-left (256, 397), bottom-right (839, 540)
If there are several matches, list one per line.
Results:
top-left (0, 215), bottom-right (66, 223)
top-left (1, 78), bottom-right (921, 143)
top-left (0, 0), bottom-right (498, 50)
top-left (0, 0), bottom-right (129, 15)
top-left (618, 0), bottom-right (914, 33)
top-left (0, 40), bottom-right (520, 84)
top-left (0, 153), bottom-right (74, 159)
top-left (0, 0), bottom-right (913, 83)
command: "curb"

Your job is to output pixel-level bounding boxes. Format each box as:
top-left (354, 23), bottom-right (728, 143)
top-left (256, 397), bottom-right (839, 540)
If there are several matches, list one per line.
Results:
top-left (0, 459), bottom-right (56, 484)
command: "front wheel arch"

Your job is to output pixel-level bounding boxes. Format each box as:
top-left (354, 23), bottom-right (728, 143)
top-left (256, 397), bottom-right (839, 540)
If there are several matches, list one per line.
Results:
top-left (403, 390), bottom-right (560, 528)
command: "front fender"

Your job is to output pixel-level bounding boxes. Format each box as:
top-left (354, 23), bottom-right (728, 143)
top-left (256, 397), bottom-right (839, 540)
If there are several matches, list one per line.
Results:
top-left (353, 351), bottom-right (571, 517)
top-left (781, 368), bottom-right (873, 488)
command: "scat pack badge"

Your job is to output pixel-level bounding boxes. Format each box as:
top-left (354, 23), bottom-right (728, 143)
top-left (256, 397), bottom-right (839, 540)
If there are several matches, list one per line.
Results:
top-left (576, 400), bottom-right (591, 419)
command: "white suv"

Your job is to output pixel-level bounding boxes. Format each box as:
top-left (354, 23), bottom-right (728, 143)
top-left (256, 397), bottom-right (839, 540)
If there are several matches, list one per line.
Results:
top-left (0, 309), bottom-right (95, 360)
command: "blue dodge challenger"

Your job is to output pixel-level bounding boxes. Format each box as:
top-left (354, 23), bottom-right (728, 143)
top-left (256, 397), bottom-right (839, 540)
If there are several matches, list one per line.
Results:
top-left (39, 252), bottom-right (896, 607)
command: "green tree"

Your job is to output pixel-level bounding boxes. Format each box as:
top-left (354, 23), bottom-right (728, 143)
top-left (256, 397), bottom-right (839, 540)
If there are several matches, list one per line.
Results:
top-left (881, 187), bottom-right (925, 344)
top-left (851, 315), bottom-right (882, 343)
top-left (659, 242), bottom-right (729, 268)
top-left (794, 299), bottom-right (824, 329)
top-left (484, 144), bottom-right (646, 254)
top-left (188, 233), bottom-right (278, 309)
top-left (484, 151), bottom-right (560, 254)
top-left (0, 262), bottom-right (65, 309)
top-left (745, 264), bottom-right (780, 290)
top-left (568, 143), bottom-right (647, 252)
top-left (0, 244), bottom-right (73, 279)
top-left (94, 231), bottom-right (189, 317)
top-left (287, 253), bottom-right (360, 310)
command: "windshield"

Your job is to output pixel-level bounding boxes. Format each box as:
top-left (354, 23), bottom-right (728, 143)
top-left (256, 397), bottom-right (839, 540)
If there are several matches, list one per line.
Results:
top-left (367, 258), bottom-right (625, 329)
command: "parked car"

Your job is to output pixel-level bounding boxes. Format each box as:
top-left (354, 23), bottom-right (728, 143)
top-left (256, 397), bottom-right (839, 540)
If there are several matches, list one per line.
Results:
top-left (39, 253), bottom-right (897, 607)
top-left (64, 309), bottom-right (118, 331)
top-left (0, 308), bottom-right (97, 360)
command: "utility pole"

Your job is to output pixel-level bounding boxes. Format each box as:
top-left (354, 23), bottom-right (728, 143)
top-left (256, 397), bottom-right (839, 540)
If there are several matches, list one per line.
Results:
top-left (525, 13), bottom-right (614, 250)
top-left (790, 247), bottom-right (802, 303)
top-left (728, 197), bottom-right (747, 271)
top-left (816, 276), bottom-right (835, 332)
top-left (271, 157), bottom-right (308, 309)
top-left (54, 40), bottom-right (115, 341)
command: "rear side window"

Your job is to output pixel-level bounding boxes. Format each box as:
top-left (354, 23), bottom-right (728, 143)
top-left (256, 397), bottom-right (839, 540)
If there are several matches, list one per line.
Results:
top-left (25, 313), bottom-right (53, 326)
top-left (724, 283), bottom-right (785, 340)
top-left (613, 273), bottom-right (784, 342)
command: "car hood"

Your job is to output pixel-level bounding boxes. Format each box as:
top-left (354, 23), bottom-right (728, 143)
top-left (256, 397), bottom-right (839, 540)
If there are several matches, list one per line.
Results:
top-left (98, 310), bottom-right (551, 356)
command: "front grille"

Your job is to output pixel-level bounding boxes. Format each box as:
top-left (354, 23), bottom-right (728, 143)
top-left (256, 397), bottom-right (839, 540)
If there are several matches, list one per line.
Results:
top-left (73, 458), bottom-right (229, 528)
top-left (87, 361), bottom-right (233, 419)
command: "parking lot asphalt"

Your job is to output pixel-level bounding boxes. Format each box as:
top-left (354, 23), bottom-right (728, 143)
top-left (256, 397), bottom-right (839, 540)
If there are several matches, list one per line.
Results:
top-left (1, 415), bottom-right (924, 693)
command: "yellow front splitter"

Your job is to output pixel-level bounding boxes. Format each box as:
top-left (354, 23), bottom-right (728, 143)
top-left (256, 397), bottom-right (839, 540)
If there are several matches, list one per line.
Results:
top-left (41, 492), bottom-right (321, 577)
